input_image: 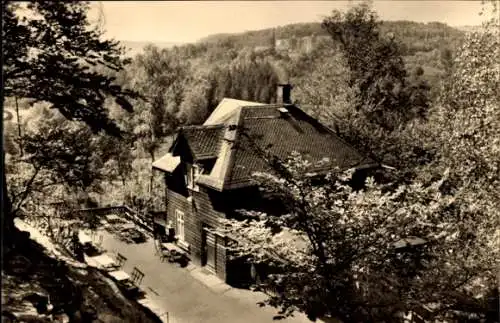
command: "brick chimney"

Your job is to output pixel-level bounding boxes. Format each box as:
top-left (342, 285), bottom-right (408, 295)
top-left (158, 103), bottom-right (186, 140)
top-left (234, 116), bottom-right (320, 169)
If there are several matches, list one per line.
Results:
top-left (277, 83), bottom-right (293, 104)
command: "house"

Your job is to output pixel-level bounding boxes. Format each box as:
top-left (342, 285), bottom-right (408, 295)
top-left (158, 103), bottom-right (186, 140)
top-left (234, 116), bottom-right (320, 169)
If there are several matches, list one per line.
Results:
top-left (152, 84), bottom-right (378, 284)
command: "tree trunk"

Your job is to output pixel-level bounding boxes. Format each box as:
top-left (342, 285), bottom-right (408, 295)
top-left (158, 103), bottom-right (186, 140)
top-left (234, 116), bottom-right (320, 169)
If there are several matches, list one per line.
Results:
top-left (15, 96), bottom-right (23, 156)
top-left (3, 94), bottom-right (16, 244)
top-left (149, 151), bottom-right (155, 194)
top-left (2, 151), bottom-right (16, 245)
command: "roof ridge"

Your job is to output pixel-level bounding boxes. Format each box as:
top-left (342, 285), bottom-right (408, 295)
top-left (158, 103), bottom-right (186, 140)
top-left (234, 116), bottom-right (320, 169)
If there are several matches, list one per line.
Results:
top-left (240, 103), bottom-right (292, 109)
top-left (180, 124), bottom-right (225, 130)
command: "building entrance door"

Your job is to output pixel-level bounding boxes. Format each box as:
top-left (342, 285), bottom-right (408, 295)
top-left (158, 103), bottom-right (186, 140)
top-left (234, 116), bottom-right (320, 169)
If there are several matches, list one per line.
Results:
top-left (202, 227), bottom-right (216, 273)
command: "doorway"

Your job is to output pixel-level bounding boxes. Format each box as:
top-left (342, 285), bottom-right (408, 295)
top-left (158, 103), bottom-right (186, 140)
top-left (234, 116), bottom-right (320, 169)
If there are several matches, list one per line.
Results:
top-left (202, 226), bottom-right (216, 273)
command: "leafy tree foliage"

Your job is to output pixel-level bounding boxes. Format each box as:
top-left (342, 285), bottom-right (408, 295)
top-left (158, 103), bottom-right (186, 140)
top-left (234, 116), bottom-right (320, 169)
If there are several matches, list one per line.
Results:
top-left (322, 2), bottom-right (431, 129)
top-left (199, 20), bottom-right (462, 57)
top-left (2, 1), bottom-right (139, 135)
top-left (7, 109), bottom-right (127, 216)
top-left (221, 5), bottom-right (500, 322)
top-left (439, 47), bottom-right (454, 77)
top-left (2, 1), bottom-right (139, 238)
top-left (124, 45), bottom-right (189, 162)
top-left (222, 153), bottom-right (498, 322)
top-left (293, 52), bottom-right (432, 185)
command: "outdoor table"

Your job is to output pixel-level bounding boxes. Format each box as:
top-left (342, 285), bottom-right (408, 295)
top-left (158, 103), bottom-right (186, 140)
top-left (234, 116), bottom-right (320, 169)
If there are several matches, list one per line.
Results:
top-left (161, 242), bottom-right (185, 254)
top-left (108, 270), bottom-right (131, 282)
top-left (87, 254), bottom-right (118, 271)
top-left (121, 223), bottom-right (135, 230)
top-left (108, 270), bottom-right (140, 298)
top-left (78, 230), bottom-right (92, 244)
top-left (106, 214), bottom-right (123, 224)
top-left (161, 242), bottom-right (187, 263)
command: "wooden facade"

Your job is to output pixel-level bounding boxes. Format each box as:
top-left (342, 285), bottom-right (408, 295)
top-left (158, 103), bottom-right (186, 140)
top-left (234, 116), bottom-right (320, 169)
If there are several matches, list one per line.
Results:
top-left (164, 170), bottom-right (230, 281)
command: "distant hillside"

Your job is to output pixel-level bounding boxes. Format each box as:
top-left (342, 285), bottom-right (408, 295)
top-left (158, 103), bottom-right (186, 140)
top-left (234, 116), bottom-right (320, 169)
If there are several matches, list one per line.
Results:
top-left (113, 19), bottom-right (466, 122)
top-left (187, 19), bottom-right (466, 100)
top-left (197, 20), bottom-right (465, 56)
top-left (120, 40), bottom-right (186, 57)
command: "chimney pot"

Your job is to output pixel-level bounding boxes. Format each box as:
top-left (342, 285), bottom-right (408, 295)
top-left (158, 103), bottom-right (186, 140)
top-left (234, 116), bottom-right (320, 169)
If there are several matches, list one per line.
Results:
top-left (277, 83), bottom-right (293, 104)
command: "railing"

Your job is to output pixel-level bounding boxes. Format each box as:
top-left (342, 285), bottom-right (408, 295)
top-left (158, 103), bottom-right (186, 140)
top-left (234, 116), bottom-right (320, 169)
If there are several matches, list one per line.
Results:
top-left (69, 205), bottom-right (155, 234)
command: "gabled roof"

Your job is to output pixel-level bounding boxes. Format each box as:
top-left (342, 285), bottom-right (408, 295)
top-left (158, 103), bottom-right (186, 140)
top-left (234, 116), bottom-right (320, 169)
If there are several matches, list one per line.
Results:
top-left (152, 153), bottom-right (181, 172)
top-left (178, 125), bottom-right (225, 160)
top-left (203, 98), bottom-right (265, 126)
top-left (208, 104), bottom-right (375, 189)
top-left (154, 97), bottom-right (378, 191)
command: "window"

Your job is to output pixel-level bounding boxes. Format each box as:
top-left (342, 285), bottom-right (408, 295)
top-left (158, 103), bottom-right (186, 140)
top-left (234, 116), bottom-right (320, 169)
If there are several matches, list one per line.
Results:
top-left (193, 164), bottom-right (202, 179)
top-left (175, 209), bottom-right (185, 242)
top-left (185, 163), bottom-right (203, 190)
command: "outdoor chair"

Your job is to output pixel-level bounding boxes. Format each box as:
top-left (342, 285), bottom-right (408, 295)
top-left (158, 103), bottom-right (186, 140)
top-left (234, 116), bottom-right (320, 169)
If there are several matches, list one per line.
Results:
top-left (92, 234), bottom-right (105, 254)
top-left (160, 248), bottom-right (170, 263)
top-left (116, 253), bottom-right (127, 268)
top-left (154, 239), bottom-right (162, 256)
top-left (120, 268), bottom-right (145, 300)
top-left (96, 234), bottom-right (104, 247)
top-left (130, 267), bottom-right (145, 286)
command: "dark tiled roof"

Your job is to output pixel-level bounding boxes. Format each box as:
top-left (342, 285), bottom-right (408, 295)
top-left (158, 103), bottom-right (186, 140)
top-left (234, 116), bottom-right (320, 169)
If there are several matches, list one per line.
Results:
top-left (159, 100), bottom-right (376, 191)
top-left (180, 125), bottom-right (224, 160)
top-left (225, 105), bottom-right (374, 184)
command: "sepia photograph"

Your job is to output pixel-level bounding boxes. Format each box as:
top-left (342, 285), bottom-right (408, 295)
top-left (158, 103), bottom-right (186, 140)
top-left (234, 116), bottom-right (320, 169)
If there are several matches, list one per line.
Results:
top-left (2, 1), bottom-right (499, 322)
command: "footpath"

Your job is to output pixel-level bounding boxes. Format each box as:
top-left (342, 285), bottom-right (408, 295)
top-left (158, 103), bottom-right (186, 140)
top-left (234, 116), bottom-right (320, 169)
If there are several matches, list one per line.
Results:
top-left (99, 229), bottom-right (321, 323)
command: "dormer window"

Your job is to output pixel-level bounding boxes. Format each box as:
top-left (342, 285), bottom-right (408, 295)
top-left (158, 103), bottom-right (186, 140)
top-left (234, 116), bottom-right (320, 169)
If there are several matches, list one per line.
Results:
top-left (185, 163), bottom-right (203, 191)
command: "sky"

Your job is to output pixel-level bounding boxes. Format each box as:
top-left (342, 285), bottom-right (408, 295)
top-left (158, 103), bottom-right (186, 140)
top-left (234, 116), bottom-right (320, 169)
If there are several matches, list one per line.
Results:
top-left (88, 1), bottom-right (488, 44)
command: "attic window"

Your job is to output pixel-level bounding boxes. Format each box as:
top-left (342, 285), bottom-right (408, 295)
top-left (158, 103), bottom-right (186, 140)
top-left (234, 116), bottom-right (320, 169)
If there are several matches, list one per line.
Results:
top-left (278, 107), bottom-right (289, 117)
top-left (185, 163), bottom-right (202, 191)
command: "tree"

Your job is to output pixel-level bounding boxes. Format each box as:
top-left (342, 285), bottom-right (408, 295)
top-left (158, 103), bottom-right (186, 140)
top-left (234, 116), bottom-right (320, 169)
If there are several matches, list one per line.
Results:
top-left (292, 3), bottom-right (436, 185)
top-left (221, 152), bottom-right (498, 322)
top-left (227, 59), bottom-right (279, 103)
top-left (294, 52), bottom-right (434, 185)
top-left (2, 1), bottom-right (138, 134)
top-left (7, 109), bottom-right (121, 217)
top-left (178, 80), bottom-right (211, 125)
top-left (292, 49), bottom-right (354, 125)
top-left (130, 45), bottom-right (188, 150)
top-left (2, 1), bottom-right (138, 239)
top-left (321, 2), bottom-right (431, 130)
top-left (425, 0), bottom-right (499, 194)
top-left (124, 45), bottom-right (189, 192)
top-left (221, 4), bottom-right (500, 320)
top-left (439, 47), bottom-right (454, 78)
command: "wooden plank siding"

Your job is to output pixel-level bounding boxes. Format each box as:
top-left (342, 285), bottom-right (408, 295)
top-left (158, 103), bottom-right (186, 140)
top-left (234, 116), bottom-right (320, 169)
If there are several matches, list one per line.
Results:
top-left (191, 187), bottom-right (226, 227)
top-left (164, 173), bottom-right (291, 284)
top-left (192, 187), bottom-right (228, 281)
top-left (164, 136), bottom-right (229, 280)
top-left (165, 189), bottom-right (196, 254)
top-left (164, 164), bottom-right (283, 283)
top-left (215, 234), bottom-right (227, 280)
top-left (165, 184), bottom-right (229, 281)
